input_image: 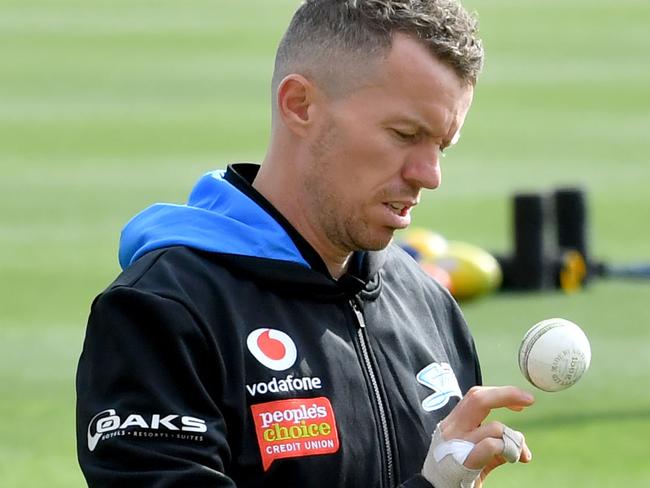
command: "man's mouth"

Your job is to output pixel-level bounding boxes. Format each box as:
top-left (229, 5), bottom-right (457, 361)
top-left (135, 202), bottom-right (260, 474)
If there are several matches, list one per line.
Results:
top-left (385, 202), bottom-right (414, 217)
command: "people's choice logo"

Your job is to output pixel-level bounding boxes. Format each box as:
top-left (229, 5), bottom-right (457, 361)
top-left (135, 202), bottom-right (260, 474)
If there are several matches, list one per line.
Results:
top-left (417, 362), bottom-right (463, 411)
top-left (251, 397), bottom-right (340, 470)
top-left (247, 328), bottom-right (297, 371)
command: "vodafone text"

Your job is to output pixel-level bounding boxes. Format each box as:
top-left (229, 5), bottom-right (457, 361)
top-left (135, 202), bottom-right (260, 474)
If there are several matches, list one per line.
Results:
top-left (246, 374), bottom-right (322, 397)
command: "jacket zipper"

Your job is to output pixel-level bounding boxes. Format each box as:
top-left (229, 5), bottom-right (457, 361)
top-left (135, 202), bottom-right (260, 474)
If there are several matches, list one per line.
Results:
top-left (349, 299), bottom-right (394, 487)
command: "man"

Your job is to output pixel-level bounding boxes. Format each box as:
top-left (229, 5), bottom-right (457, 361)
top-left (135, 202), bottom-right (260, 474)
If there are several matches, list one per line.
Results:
top-left (77, 1), bottom-right (535, 487)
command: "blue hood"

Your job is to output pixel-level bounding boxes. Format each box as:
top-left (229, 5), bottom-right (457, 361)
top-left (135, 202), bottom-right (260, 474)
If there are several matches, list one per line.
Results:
top-left (118, 170), bottom-right (310, 270)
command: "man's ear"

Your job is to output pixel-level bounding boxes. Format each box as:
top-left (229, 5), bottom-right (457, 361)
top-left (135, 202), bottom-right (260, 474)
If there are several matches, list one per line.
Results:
top-left (276, 74), bottom-right (319, 137)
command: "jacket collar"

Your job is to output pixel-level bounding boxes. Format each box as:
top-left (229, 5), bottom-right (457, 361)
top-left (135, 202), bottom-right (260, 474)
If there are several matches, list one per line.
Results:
top-left (224, 163), bottom-right (385, 299)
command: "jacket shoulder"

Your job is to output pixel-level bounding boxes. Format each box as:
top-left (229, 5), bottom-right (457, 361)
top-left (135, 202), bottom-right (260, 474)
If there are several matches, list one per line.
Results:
top-left (102, 247), bottom-right (232, 313)
top-left (382, 244), bottom-right (453, 301)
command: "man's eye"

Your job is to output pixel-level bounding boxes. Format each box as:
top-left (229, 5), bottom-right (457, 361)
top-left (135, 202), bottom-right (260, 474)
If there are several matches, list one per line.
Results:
top-left (393, 130), bottom-right (418, 142)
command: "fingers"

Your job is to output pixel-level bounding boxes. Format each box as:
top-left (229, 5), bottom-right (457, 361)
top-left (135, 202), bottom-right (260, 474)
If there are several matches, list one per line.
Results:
top-left (463, 429), bottom-right (531, 470)
top-left (464, 437), bottom-right (504, 469)
top-left (442, 386), bottom-right (534, 435)
top-left (434, 385), bottom-right (534, 484)
top-left (463, 421), bottom-right (505, 444)
top-left (502, 426), bottom-right (525, 463)
top-left (521, 442), bottom-right (532, 463)
top-left (458, 421), bottom-right (530, 466)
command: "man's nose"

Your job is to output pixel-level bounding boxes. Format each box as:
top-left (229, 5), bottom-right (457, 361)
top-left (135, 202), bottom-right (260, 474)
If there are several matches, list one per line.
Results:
top-left (402, 146), bottom-right (442, 190)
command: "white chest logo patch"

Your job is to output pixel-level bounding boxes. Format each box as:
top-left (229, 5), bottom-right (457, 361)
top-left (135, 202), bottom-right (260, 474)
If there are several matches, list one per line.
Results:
top-left (416, 362), bottom-right (463, 411)
top-left (247, 328), bottom-right (298, 371)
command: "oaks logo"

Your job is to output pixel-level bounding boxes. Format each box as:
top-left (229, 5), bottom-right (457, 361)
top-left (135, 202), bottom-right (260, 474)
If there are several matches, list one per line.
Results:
top-left (87, 409), bottom-right (207, 452)
top-left (251, 397), bottom-right (339, 470)
top-left (247, 328), bottom-right (297, 371)
top-left (416, 362), bottom-right (463, 411)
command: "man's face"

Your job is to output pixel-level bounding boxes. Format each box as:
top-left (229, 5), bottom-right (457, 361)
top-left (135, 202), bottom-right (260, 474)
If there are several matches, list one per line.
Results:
top-left (300, 34), bottom-right (474, 256)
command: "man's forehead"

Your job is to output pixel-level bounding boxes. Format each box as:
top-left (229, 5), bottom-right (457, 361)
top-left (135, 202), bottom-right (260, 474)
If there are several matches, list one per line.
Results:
top-left (383, 34), bottom-right (465, 87)
top-left (372, 37), bottom-right (471, 109)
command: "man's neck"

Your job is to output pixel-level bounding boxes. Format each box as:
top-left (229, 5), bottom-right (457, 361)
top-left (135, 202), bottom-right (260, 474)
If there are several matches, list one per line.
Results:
top-left (316, 243), bottom-right (352, 280)
top-left (252, 162), bottom-right (352, 280)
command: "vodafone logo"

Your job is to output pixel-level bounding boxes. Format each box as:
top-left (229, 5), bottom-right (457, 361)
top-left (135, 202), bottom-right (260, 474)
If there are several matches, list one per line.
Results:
top-left (247, 328), bottom-right (297, 371)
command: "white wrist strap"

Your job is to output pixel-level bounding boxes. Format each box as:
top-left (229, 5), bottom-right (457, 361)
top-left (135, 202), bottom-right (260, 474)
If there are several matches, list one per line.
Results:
top-left (422, 424), bottom-right (482, 488)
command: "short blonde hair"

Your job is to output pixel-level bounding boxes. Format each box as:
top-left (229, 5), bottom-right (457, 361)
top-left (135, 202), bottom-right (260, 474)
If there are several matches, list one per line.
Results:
top-left (272, 0), bottom-right (484, 98)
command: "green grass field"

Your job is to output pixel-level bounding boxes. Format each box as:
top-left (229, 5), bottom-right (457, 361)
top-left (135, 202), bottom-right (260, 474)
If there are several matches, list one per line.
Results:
top-left (1, 0), bottom-right (649, 486)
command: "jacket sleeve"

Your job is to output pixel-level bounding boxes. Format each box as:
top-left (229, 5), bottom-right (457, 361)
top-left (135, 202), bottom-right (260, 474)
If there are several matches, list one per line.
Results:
top-left (76, 286), bottom-right (236, 487)
top-left (400, 474), bottom-right (435, 487)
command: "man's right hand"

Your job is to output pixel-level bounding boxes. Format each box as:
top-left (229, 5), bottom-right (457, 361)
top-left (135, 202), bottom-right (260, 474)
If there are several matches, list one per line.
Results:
top-left (421, 386), bottom-right (535, 488)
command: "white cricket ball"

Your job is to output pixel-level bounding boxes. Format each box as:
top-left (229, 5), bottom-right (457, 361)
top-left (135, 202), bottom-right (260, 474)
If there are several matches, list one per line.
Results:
top-left (518, 318), bottom-right (591, 392)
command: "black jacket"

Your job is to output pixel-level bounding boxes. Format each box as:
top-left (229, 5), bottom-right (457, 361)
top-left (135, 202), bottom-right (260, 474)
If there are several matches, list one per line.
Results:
top-left (76, 164), bottom-right (481, 487)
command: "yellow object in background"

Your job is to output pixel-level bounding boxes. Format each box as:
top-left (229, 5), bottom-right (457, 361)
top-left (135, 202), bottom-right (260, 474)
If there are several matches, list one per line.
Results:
top-left (397, 227), bottom-right (448, 261)
top-left (559, 250), bottom-right (587, 293)
top-left (435, 241), bottom-right (503, 300)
